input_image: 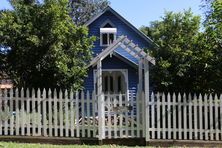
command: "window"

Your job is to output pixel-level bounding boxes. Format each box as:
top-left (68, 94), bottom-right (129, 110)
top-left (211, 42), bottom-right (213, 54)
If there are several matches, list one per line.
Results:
top-left (100, 32), bottom-right (116, 46)
top-left (100, 22), bottom-right (117, 46)
top-left (104, 75), bottom-right (114, 93)
top-left (104, 76), bottom-right (108, 92)
top-left (118, 76), bottom-right (122, 92)
top-left (102, 34), bottom-right (108, 45)
top-left (110, 76), bottom-right (113, 92)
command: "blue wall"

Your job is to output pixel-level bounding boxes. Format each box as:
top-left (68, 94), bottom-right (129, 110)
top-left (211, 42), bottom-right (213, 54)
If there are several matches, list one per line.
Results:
top-left (88, 10), bottom-right (152, 58)
top-left (84, 9), bottom-right (154, 93)
top-left (84, 56), bottom-right (138, 94)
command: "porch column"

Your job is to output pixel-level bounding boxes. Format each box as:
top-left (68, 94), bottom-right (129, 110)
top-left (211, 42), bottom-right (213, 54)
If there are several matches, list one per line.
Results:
top-left (144, 59), bottom-right (150, 142)
top-left (97, 59), bottom-right (102, 97)
top-left (138, 58), bottom-right (145, 136)
top-left (138, 58), bottom-right (143, 93)
top-left (97, 59), bottom-right (105, 141)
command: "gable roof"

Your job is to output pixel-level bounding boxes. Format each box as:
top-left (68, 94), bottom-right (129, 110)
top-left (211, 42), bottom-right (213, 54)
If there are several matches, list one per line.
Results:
top-left (85, 6), bottom-right (157, 47)
top-left (88, 36), bottom-right (155, 68)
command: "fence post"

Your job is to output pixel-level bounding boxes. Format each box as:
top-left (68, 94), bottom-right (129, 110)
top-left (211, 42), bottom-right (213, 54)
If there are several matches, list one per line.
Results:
top-left (98, 93), bottom-right (105, 143)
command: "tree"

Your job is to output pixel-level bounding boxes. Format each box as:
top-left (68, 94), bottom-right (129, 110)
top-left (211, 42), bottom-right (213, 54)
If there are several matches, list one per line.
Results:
top-left (201, 0), bottom-right (222, 92)
top-left (69, 0), bottom-right (110, 25)
top-left (0, 0), bottom-right (95, 90)
top-left (140, 10), bottom-right (208, 93)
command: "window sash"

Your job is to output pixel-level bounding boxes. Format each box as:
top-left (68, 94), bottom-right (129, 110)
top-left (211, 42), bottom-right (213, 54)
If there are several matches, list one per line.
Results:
top-left (100, 33), bottom-right (116, 46)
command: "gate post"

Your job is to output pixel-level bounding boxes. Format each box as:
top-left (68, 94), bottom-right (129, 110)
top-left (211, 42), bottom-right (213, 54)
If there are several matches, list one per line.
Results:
top-left (97, 59), bottom-right (105, 144)
top-left (144, 59), bottom-right (150, 143)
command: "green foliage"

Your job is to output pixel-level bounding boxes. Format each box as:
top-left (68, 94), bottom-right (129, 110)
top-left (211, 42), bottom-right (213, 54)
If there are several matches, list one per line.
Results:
top-left (69, 0), bottom-right (110, 25)
top-left (0, 0), bottom-right (96, 90)
top-left (202, 0), bottom-right (222, 92)
top-left (141, 10), bottom-right (211, 93)
top-left (142, 3), bottom-right (222, 93)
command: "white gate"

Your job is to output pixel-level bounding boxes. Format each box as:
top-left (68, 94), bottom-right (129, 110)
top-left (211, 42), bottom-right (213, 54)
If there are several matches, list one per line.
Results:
top-left (98, 91), bottom-right (145, 139)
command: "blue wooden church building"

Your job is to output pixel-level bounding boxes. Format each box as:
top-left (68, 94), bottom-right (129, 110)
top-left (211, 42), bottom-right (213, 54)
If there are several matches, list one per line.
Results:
top-left (84, 6), bottom-right (156, 99)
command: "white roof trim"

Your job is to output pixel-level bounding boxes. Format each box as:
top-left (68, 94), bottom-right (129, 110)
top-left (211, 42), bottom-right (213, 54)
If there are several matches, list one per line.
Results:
top-left (88, 36), bottom-right (126, 67)
top-left (123, 38), bottom-right (155, 65)
top-left (85, 6), bottom-right (157, 47)
top-left (100, 28), bottom-right (117, 33)
top-left (100, 19), bottom-right (116, 28)
top-left (88, 36), bottom-right (155, 68)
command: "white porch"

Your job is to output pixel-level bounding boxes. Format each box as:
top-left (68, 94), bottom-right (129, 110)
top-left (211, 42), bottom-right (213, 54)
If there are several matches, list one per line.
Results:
top-left (88, 36), bottom-right (155, 141)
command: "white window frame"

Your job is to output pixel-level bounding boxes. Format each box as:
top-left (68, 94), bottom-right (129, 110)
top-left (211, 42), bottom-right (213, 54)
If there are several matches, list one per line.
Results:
top-left (100, 32), bottom-right (117, 46)
top-left (93, 69), bottom-right (129, 95)
top-left (100, 19), bottom-right (116, 28)
top-left (100, 20), bottom-right (117, 47)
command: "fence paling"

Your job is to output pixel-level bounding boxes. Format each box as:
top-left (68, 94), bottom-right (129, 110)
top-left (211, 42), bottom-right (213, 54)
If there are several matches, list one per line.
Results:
top-left (129, 93), bottom-right (132, 137)
top-left (92, 91), bottom-right (96, 138)
top-left (113, 96), bottom-right (117, 138)
top-left (204, 94), bottom-right (208, 140)
top-left (0, 90), bottom-right (2, 135)
top-left (9, 89), bottom-right (14, 136)
top-left (64, 90), bottom-right (68, 137)
top-left (141, 92), bottom-right (145, 137)
top-left (209, 94), bottom-right (213, 140)
top-left (53, 89), bottom-right (58, 137)
top-left (37, 89), bottom-right (41, 136)
top-left (86, 91), bottom-right (90, 137)
top-left (70, 90), bottom-right (74, 137)
top-left (162, 93), bottom-right (166, 139)
top-left (199, 94), bottom-right (203, 140)
top-left (182, 94), bottom-right (186, 139)
top-left (136, 92), bottom-right (140, 137)
top-left (178, 93), bottom-right (182, 140)
top-left (43, 89), bottom-right (47, 136)
top-left (48, 89), bottom-right (53, 137)
top-left (75, 92), bottom-right (80, 137)
top-left (107, 94), bottom-right (111, 139)
top-left (220, 94), bottom-right (222, 139)
top-left (215, 95), bottom-right (219, 140)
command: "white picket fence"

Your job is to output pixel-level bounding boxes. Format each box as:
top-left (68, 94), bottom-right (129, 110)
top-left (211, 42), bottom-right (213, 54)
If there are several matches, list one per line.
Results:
top-left (0, 88), bottom-right (98, 138)
top-left (0, 88), bottom-right (142, 139)
top-left (148, 92), bottom-right (222, 141)
top-left (1, 88), bottom-right (222, 141)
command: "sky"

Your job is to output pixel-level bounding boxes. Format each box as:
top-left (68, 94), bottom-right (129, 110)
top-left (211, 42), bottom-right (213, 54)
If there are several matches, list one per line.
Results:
top-left (0, 0), bottom-right (204, 28)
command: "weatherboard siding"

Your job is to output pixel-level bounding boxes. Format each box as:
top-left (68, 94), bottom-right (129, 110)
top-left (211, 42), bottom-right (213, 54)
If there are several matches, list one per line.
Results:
top-left (84, 9), bottom-right (154, 94)
top-left (84, 56), bottom-right (138, 94)
top-left (88, 10), bottom-right (151, 58)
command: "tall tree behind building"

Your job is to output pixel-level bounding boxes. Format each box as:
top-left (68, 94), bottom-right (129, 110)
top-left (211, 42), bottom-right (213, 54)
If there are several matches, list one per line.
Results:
top-left (69, 0), bottom-right (110, 25)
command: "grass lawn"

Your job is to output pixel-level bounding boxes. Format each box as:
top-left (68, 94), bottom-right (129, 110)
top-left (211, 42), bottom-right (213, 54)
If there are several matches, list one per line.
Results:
top-left (0, 142), bottom-right (145, 148)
